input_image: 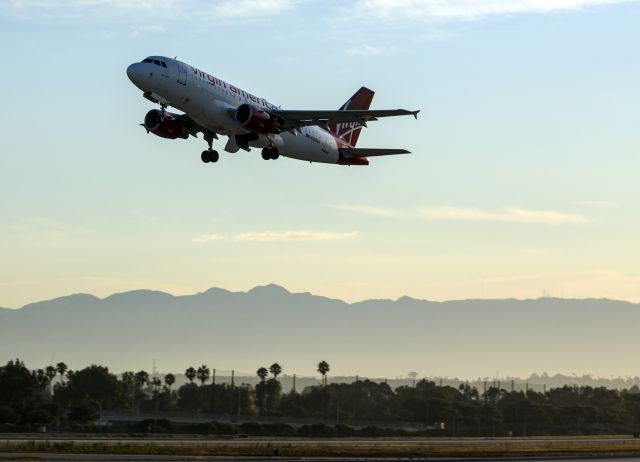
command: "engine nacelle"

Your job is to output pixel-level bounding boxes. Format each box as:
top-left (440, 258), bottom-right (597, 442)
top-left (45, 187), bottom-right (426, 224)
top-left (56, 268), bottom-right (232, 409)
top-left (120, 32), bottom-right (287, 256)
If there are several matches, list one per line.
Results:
top-left (143, 109), bottom-right (189, 139)
top-left (235, 104), bottom-right (278, 134)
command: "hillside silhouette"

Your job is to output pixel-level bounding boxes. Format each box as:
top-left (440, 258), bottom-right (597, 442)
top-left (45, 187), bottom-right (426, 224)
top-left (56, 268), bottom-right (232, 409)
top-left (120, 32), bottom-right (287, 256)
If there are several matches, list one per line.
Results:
top-left (1, 284), bottom-right (638, 379)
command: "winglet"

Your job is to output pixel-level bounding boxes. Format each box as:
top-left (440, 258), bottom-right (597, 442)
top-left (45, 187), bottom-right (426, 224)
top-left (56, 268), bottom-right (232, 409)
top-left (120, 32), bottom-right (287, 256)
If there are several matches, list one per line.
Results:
top-left (412, 110), bottom-right (420, 120)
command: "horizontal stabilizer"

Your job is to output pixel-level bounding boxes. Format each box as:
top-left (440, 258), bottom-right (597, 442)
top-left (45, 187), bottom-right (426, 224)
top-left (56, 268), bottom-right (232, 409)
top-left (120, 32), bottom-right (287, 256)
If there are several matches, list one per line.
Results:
top-left (342, 148), bottom-right (411, 158)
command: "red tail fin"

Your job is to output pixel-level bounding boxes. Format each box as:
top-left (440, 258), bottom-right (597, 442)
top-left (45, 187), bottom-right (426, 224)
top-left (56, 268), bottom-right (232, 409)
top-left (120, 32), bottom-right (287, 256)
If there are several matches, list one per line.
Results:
top-left (328, 87), bottom-right (374, 147)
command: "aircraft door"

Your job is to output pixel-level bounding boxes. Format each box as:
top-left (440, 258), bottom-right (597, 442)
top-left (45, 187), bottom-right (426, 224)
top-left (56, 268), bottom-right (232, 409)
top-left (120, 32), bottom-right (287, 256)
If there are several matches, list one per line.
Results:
top-left (177, 62), bottom-right (187, 85)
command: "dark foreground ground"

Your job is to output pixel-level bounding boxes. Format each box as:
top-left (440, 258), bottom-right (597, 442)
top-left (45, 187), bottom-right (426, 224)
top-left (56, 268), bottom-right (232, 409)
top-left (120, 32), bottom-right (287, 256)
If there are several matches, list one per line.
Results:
top-left (5, 436), bottom-right (640, 460)
top-left (2, 456), bottom-right (640, 462)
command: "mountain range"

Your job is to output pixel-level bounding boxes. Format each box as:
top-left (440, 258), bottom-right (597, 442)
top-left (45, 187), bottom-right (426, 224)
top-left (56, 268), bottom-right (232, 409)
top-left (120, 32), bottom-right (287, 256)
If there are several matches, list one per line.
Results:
top-left (1, 284), bottom-right (639, 380)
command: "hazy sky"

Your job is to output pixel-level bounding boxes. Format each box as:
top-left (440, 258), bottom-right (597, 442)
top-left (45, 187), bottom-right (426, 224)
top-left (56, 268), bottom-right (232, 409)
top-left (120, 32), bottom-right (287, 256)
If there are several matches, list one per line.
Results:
top-left (1, 0), bottom-right (639, 308)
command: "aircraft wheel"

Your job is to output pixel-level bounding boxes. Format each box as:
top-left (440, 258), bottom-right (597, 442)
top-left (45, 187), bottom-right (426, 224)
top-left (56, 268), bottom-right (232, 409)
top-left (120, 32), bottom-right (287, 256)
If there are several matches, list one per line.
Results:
top-left (201, 151), bottom-right (210, 163)
top-left (270, 147), bottom-right (280, 160)
top-left (261, 148), bottom-right (271, 160)
top-left (210, 150), bottom-right (219, 163)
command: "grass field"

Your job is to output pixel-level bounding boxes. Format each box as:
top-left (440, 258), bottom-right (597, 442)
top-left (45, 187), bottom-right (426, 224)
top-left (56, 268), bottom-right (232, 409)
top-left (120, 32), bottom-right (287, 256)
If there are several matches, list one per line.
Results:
top-left (3, 437), bottom-right (640, 457)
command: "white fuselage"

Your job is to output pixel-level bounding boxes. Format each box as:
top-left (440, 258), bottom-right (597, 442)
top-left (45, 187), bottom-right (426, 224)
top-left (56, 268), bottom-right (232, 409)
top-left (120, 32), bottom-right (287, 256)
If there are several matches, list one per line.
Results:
top-left (127, 56), bottom-right (341, 164)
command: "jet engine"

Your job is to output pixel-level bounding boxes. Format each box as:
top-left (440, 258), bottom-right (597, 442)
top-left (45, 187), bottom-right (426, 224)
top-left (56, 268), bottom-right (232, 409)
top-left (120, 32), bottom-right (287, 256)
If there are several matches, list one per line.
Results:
top-left (143, 109), bottom-right (189, 139)
top-left (235, 104), bottom-right (278, 134)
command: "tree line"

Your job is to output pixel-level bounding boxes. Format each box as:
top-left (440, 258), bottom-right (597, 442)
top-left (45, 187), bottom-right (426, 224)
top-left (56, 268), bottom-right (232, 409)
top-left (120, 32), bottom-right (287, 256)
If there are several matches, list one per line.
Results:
top-left (2, 358), bottom-right (640, 435)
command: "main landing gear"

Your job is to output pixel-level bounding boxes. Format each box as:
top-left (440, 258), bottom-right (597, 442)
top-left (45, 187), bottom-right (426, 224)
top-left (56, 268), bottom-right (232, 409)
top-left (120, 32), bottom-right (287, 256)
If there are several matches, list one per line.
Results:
top-left (261, 146), bottom-right (280, 160)
top-left (201, 149), bottom-right (219, 163)
top-left (201, 131), bottom-right (219, 163)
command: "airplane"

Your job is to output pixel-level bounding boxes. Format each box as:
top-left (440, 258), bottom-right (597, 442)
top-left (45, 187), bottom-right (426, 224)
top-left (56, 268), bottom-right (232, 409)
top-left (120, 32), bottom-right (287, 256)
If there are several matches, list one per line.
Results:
top-left (126, 56), bottom-right (419, 166)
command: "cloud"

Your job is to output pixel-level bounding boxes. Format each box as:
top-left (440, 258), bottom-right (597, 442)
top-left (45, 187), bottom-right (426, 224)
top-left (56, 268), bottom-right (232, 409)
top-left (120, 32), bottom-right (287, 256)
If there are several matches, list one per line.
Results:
top-left (1, 0), bottom-right (293, 19)
top-left (192, 230), bottom-right (359, 243)
top-left (331, 204), bottom-right (400, 218)
top-left (347, 44), bottom-right (404, 56)
top-left (355, 0), bottom-right (639, 21)
top-left (130, 24), bottom-right (165, 38)
top-left (2, 0), bottom-right (181, 13)
top-left (192, 233), bottom-right (224, 243)
top-left (231, 230), bottom-right (358, 242)
top-left (207, 0), bottom-right (293, 18)
top-left (418, 206), bottom-right (590, 224)
top-left (333, 204), bottom-right (589, 225)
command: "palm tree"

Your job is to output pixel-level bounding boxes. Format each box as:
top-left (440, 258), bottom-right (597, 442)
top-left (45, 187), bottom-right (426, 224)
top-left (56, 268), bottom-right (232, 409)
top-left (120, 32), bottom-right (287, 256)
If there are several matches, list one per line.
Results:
top-left (56, 362), bottom-right (68, 384)
top-left (135, 370), bottom-right (149, 389)
top-left (269, 363), bottom-right (282, 380)
top-left (151, 377), bottom-right (162, 392)
top-left (164, 373), bottom-right (176, 390)
top-left (122, 371), bottom-right (137, 410)
top-left (33, 369), bottom-right (49, 388)
top-left (317, 361), bottom-right (330, 386)
top-left (185, 367), bottom-right (197, 384)
top-left (196, 365), bottom-right (210, 385)
top-left (257, 367), bottom-right (268, 382)
top-left (45, 365), bottom-right (57, 382)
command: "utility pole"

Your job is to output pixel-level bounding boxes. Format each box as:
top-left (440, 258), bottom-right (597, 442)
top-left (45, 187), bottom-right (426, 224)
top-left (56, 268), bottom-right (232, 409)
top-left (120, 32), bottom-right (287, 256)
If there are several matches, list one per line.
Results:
top-left (424, 383), bottom-right (430, 428)
top-left (292, 374), bottom-right (296, 393)
top-left (231, 370), bottom-right (235, 388)
top-left (211, 368), bottom-right (216, 417)
top-left (154, 385), bottom-right (159, 433)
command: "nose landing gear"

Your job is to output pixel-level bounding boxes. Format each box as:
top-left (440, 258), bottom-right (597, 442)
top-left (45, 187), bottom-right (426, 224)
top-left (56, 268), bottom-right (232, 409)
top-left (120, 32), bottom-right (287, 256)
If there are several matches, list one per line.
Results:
top-left (261, 146), bottom-right (280, 160)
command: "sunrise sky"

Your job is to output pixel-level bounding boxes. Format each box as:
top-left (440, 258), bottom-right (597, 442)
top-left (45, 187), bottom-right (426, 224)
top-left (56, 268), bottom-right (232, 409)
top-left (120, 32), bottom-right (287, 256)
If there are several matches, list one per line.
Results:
top-left (1, 0), bottom-right (639, 308)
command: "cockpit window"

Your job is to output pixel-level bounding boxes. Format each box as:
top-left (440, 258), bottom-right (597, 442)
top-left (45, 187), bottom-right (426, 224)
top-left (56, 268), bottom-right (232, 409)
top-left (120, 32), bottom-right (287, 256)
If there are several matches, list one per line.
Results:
top-left (142, 58), bottom-right (164, 68)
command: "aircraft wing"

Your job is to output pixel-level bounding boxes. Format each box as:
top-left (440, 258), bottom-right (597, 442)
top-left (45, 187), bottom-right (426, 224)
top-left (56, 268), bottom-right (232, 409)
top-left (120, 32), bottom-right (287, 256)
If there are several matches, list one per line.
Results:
top-left (175, 113), bottom-right (211, 138)
top-left (271, 109), bottom-right (419, 131)
top-left (342, 148), bottom-right (411, 157)
top-left (142, 91), bottom-right (210, 138)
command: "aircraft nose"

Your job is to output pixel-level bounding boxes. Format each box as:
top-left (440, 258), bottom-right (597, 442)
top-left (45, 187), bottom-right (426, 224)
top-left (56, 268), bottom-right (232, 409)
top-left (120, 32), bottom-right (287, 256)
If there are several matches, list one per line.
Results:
top-left (126, 63), bottom-right (142, 84)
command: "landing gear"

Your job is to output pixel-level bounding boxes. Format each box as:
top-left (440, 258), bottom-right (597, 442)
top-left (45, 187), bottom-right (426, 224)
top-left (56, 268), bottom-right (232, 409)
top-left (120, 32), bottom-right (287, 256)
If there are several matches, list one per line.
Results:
top-left (201, 150), bottom-right (219, 163)
top-left (261, 146), bottom-right (280, 160)
top-left (201, 130), bottom-right (219, 163)
top-left (159, 103), bottom-right (167, 121)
